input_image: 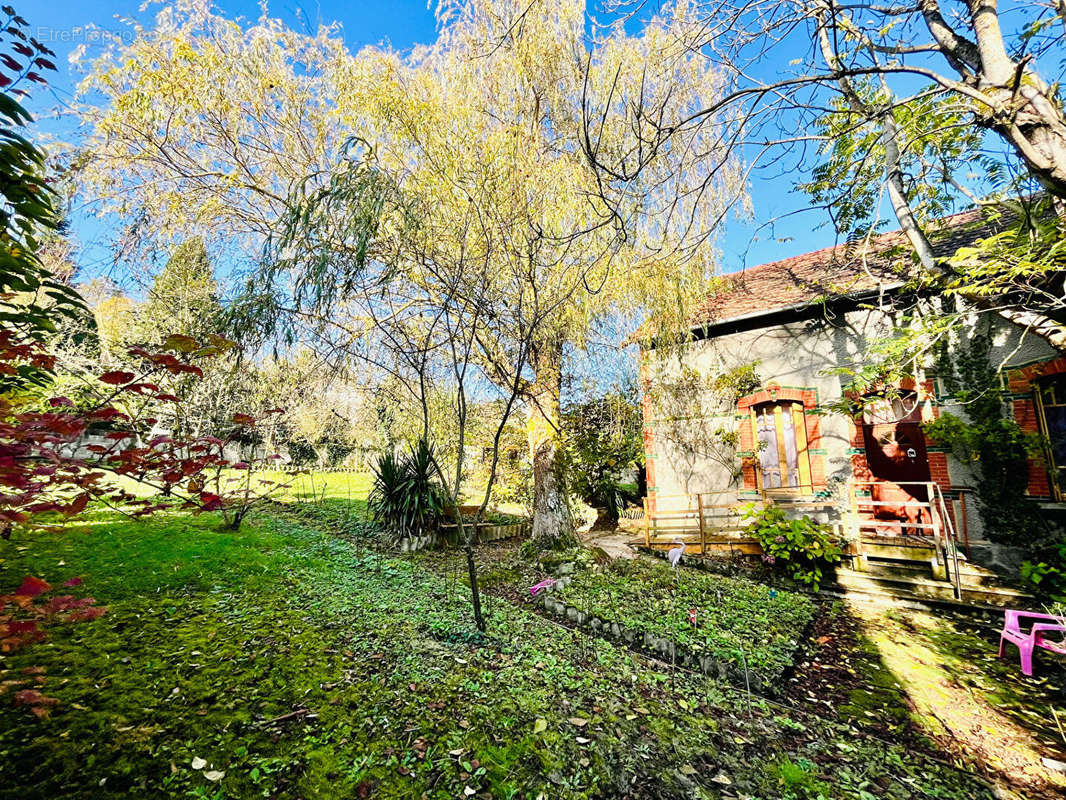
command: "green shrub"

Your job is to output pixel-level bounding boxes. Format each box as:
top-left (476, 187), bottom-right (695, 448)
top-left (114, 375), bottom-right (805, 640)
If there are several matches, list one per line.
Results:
top-left (743, 504), bottom-right (842, 591)
top-left (1020, 540), bottom-right (1066, 602)
top-left (368, 439), bottom-right (448, 540)
top-left (562, 391), bottom-right (643, 522)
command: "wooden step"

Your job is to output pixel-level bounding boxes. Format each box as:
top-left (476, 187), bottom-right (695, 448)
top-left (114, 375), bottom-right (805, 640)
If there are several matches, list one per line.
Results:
top-left (860, 541), bottom-right (938, 562)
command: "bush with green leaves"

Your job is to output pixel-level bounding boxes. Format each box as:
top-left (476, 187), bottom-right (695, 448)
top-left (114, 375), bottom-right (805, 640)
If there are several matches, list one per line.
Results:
top-left (743, 504), bottom-right (842, 591)
top-left (367, 439), bottom-right (449, 541)
top-left (562, 391), bottom-right (643, 521)
top-left (1020, 540), bottom-right (1066, 602)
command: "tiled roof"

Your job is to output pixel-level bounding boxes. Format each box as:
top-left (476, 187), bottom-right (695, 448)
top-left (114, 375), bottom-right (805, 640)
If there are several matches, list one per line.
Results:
top-left (689, 207), bottom-right (1002, 329)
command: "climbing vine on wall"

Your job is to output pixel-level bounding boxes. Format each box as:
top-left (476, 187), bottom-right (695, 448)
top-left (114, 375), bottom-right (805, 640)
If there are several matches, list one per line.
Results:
top-left (924, 328), bottom-right (1046, 544)
top-left (645, 360), bottom-right (761, 484)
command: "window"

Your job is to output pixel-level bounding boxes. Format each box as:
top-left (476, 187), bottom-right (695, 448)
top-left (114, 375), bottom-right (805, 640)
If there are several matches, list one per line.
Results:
top-left (1036, 376), bottom-right (1066, 499)
top-left (751, 401), bottom-right (812, 491)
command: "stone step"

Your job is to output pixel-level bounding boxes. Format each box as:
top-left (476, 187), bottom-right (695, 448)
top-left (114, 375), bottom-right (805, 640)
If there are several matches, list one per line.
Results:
top-left (861, 559), bottom-right (1014, 589)
top-left (835, 567), bottom-right (1032, 607)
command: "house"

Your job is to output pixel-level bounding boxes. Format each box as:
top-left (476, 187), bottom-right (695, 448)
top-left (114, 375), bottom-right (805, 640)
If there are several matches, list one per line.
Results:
top-left (635, 207), bottom-right (1064, 589)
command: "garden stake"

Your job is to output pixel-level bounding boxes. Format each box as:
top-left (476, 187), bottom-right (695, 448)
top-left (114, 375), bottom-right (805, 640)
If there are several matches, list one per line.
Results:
top-left (739, 646), bottom-right (752, 718)
top-left (671, 635), bottom-right (677, 693)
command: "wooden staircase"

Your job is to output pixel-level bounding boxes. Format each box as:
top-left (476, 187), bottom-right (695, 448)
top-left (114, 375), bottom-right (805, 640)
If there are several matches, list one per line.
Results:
top-left (838, 539), bottom-right (1031, 607)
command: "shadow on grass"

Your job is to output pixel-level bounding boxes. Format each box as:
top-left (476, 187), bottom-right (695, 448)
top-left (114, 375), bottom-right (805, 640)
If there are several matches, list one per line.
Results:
top-left (797, 601), bottom-right (1066, 799)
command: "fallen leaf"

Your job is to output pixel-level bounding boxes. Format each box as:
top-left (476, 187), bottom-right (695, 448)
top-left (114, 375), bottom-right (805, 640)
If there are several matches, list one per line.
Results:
top-left (204, 770), bottom-right (225, 782)
top-left (568, 717), bottom-right (588, 727)
top-left (191, 757), bottom-right (207, 770)
top-left (532, 718), bottom-right (547, 734)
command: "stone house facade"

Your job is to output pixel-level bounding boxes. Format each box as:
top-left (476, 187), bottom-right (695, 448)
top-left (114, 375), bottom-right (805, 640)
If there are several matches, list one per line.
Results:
top-left (637, 209), bottom-right (1064, 566)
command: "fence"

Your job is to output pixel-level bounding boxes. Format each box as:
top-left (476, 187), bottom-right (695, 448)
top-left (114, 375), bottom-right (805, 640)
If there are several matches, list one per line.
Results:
top-left (639, 481), bottom-right (964, 597)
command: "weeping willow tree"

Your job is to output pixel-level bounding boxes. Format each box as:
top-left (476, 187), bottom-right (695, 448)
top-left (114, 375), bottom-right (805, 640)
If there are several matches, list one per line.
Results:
top-left (72, 0), bottom-right (743, 547)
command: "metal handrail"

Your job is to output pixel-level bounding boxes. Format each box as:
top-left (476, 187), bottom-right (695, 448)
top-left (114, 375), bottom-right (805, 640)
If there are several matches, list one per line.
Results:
top-left (929, 482), bottom-right (963, 600)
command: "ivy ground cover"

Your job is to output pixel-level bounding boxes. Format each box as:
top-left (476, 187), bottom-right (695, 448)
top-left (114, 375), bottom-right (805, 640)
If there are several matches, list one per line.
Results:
top-left (0, 508), bottom-right (990, 799)
top-left (551, 556), bottom-right (817, 685)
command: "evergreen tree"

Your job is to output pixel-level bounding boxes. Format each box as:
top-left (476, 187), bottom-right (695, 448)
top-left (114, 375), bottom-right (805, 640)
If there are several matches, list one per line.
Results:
top-left (142, 238), bottom-right (221, 342)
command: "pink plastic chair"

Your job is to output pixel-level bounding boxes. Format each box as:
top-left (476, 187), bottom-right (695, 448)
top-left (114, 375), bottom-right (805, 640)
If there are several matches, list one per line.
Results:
top-left (998, 609), bottom-right (1066, 676)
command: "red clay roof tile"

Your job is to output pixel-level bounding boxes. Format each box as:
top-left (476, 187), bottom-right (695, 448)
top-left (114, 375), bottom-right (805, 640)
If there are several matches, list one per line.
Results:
top-left (689, 207), bottom-right (1000, 328)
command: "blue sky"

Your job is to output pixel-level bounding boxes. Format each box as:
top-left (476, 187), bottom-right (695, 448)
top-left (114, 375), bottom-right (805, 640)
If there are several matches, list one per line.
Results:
top-left (29, 0), bottom-right (855, 285)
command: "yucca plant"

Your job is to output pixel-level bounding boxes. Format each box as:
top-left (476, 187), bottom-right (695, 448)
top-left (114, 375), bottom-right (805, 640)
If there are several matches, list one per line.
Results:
top-left (368, 439), bottom-right (449, 540)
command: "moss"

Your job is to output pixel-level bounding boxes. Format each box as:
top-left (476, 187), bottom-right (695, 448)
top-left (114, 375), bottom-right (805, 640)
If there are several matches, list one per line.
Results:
top-left (0, 508), bottom-right (998, 799)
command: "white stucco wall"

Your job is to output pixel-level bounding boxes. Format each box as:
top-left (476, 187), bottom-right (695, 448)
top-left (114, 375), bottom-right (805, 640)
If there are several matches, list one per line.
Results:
top-left (641, 305), bottom-right (1061, 523)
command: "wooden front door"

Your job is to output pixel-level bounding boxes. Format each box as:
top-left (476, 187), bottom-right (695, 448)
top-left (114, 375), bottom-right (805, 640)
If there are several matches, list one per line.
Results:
top-left (860, 393), bottom-right (933, 531)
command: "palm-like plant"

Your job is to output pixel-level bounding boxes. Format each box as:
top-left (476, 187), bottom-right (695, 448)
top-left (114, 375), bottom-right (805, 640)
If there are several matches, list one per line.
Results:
top-left (368, 439), bottom-right (449, 540)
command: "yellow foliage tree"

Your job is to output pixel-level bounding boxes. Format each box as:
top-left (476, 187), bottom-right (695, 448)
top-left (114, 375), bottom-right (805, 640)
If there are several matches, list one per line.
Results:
top-left (72, 0), bottom-right (742, 546)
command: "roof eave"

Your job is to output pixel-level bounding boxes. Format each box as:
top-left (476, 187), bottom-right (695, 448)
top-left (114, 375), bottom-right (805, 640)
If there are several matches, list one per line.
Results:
top-left (637, 281), bottom-right (907, 350)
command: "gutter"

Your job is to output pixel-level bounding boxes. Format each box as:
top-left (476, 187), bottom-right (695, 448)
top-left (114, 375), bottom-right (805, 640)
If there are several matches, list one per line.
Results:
top-left (638, 281), bottom-right (907, 349)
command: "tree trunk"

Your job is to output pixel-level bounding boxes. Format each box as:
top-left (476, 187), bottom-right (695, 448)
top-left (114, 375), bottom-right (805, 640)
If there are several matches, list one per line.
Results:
top-left (463, 543), bottom-right (486, 632)
top-left (528, 339), bottom-right (574, 549)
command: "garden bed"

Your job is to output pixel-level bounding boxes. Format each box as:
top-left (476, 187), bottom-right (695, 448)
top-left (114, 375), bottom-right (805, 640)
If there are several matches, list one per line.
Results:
top-left (546, 556), bottom-right (817, 692)
top-left (0, 508), bottom-right (1008, 799)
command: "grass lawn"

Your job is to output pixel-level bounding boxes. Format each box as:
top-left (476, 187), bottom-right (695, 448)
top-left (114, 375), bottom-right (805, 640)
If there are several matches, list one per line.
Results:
top-left (549, 556), bottom-right (816, 687)
top-left (0, 504), bottom-right (996, 799)
top-left (263, 470), bottom-right (374, 504)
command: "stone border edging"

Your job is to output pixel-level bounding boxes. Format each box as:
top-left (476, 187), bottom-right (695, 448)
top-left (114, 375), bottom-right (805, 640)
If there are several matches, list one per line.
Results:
top-left (398, 520), bottom-right (531, 552)
top-left (537, 585), bottom-right (772, 696)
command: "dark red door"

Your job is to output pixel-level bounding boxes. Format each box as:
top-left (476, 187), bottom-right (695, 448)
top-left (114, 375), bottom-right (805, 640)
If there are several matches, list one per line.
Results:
top-left (860, 393), bottom-right (933, 532)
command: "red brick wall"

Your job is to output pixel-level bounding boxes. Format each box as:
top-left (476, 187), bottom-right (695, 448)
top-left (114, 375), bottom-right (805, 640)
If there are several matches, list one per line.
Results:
top-left (1012, 397), bottom-right (1052, 497)
top-left (639, 354), bottom-right (657, 511)
top-left (807, 414), bottom-right (825, 486)
top-left (738, 405), bottom-right (756, 490)
top-left (1005, 358), bottom-right (1066, 499)
top-left (848, 416), bottom-right (873, 482)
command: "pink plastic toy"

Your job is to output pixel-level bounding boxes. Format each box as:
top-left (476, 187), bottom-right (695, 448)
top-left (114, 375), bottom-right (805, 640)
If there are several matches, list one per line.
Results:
top-left (529, 578), bottom-right (555, 597)
top-left (998, 609), bottom-right (1066, 676)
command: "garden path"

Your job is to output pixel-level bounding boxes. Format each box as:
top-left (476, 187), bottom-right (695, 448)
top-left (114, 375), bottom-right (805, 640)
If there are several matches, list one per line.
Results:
top-left (578, 526), bottom-right (639, 560)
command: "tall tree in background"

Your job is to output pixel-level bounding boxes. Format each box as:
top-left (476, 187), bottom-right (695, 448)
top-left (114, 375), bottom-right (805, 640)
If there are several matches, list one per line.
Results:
top-left (584, 0), bottom-right (1066, 358)
top-left (72, 0), bottom-right (741, 548)
top-left (141, 238), bottom-right (221, 343)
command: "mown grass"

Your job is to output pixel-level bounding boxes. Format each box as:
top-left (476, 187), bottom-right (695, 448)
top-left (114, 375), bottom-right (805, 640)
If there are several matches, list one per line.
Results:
top-left (260, 470), bottom-right (373, 505)
top-left (551, 556), bottom-right (816, 684)
top-left (0, 507), bottom-right (993, 799)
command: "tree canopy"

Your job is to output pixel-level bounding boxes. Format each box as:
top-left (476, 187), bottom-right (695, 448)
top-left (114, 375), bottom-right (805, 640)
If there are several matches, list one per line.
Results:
top-left (71, 0), bottom-right (744, 545)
